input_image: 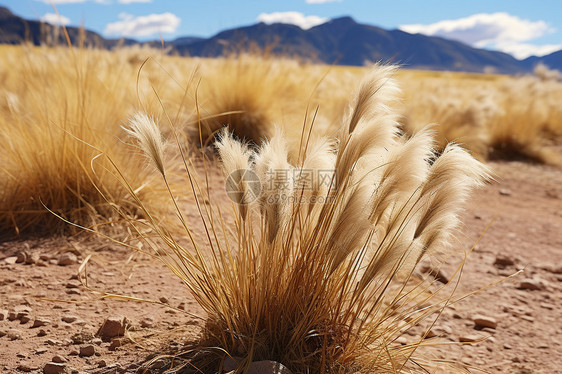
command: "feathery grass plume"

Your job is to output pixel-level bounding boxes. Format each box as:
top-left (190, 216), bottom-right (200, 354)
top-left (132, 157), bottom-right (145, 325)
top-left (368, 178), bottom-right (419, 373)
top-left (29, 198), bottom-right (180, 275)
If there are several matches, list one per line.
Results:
top-left (123, 113), bottom-right (166, 176)
top-left (107, 63), bottom-right (492, 373)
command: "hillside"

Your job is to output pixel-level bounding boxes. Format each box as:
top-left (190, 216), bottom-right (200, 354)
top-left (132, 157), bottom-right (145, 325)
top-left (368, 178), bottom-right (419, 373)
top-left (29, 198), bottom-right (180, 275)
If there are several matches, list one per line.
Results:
top-left (1, 6), bottom-right (561, 73)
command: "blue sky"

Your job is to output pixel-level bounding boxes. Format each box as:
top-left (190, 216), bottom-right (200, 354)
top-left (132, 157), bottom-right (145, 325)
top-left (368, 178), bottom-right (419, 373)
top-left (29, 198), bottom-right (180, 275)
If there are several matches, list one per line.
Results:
top-left (3, 0), bottom-right (562, 59)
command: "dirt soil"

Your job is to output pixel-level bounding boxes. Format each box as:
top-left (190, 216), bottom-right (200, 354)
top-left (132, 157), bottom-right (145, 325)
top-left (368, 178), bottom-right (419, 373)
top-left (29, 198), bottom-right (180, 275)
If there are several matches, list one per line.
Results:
top-left (1, 160), bottom-right (561, 374)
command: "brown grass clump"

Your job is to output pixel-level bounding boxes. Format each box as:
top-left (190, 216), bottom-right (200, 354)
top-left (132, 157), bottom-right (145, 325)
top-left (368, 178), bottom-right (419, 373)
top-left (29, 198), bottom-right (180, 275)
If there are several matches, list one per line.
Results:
top-left (400, 70), bottom-right (562, 165)
top-left (191, 53), bottom-right (337, 146)
top-left (118, 64), bottom-right (491, 373)
top-left (0, 45), bottom-right (167, 237)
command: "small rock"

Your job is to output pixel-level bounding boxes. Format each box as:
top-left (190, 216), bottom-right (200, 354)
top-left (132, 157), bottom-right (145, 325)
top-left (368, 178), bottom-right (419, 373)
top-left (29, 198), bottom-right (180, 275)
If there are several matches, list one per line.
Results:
top-left (494, 255), bottom-right (515, 267)
top-left (65, 281), bottom-right (81, 289)
top-left (140, 317), bottom-right (155, 328)
top-left (159, 297), bottom-right (168, 303)
top-left (14, 305), bottom-right (32, 319)
top-left (43, 362), bottom-right (66, 374)
top-left (35, 348), bottom-right (48, 355)
top-left (20, 315), bottom-right (31, 324)
top-left (70, 331), bottom-right (94, 345)
top-left (0, 310), bottom-right (8, 321)
top-left (395, 336), bottom-right (408, 345)
top-left (65, 289), bottom-right (81, 295)
top-left (473, 315), bottom-right (498, 329)
top-left (37, 329), bottom-right (48, 337)
top-left (17, 364), bottom-right (36, 372)
top-left (46, 338), bottom-right (61, 346)
top-left (4, 256), bottom-right (17, 264)
top-left (521, 315), bottom-right (535, 323)
top-left (96, 360), bottom-right (107, 368)
top-left (32, 317), bottom-right (51, 328)
top-left (517, 279), bottom-right (546, 291)
top-left (459, 334), bottom-right (482, 343)
top-left (108, 338), bottom-right (125, 351)
top-left (499, 189), bottom-right (512, 196)
top-left (52, 355), bottom-right (67, 363)
top-left (97, 316), bottom-right (128, 340)
top-left (7, 329), bottom-right (22, 340)
top-left (58, 253), bottom-right (78, 266)
top-left (79, 344), bottom-right (95, 357)
top-left (61, 315), bottom-right (78, 323)
top-left (537, 342), bottom-right (549, 349)
top-left (91, 337), bottom-right (103, 345)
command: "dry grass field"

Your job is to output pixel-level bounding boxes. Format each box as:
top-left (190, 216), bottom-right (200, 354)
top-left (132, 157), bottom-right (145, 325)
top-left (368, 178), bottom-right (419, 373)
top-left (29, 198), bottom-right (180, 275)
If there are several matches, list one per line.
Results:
top-left (0, 45), bottom-right (561, 374)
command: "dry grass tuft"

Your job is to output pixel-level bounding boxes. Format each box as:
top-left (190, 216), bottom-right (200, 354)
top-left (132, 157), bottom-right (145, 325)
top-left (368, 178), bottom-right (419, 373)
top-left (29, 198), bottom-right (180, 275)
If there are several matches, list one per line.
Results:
top-left (191, 53), bottom-right (335, 146)
top-left (401, 70), bottom-right (562, 166)
top-left (118, 64), bottom-right (491, 373)
top-left (0, 45), bottom-right (165, 237)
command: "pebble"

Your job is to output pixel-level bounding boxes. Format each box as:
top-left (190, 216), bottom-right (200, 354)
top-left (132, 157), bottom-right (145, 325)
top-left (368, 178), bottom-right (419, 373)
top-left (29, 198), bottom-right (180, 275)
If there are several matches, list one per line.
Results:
top-left (7, 329), bottom-right (22, 340)
top-left (17, 364), bottom-right (36, 372)
top-left (0, 310), bottom-right (7, 321)
top-left (32, 317), bottom-right (51, 328)
top-left (473, 315), bottom-right (498, 329)
top-left (79, 344), bottom-right (95, 357)
top-left (97, 316), bottom-right (128, 340)
top-left (494, 255), bottom-right (515, 267)
top-left (37, 329), bottom-right (48, 337)
top-left (46, 339), bottom-right (61, 346)
top-left (4, 256), bottom-right (17, 264)
top-left (140, 317), bottom-right (154, 328)
top-left (159, 297), bottom-right (169, 303)
top-left (108, 338), bottom-right (124, 351)
top-left (43, 362), bottom-right (66, 374)
top-left (52, 355), bottom-right (67, 363)
top-left (70, 331), bottom-right (94, 344)
top-left (58, 253), bottom-right (78, 266)
top-left (35, 348), bottom-right (48, 355)
top-left (62, 315), bottom-right (78, 323)
top-left (499, 189), bottom-right (512, 196)
top-left (459, 334), bottom-right (482, 343)
top-left (517, 279), bottom-right (546, 291)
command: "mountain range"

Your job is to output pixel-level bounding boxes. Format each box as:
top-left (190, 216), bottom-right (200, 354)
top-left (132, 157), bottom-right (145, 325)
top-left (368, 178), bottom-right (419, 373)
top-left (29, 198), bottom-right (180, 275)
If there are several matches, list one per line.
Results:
top-left (1, 6), bottom-right (560, 74)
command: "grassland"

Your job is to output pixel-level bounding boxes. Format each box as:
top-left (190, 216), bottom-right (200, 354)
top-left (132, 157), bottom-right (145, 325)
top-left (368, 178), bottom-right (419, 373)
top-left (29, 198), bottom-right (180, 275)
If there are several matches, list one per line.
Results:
top-left (0, 44), bottom-right (561, 373)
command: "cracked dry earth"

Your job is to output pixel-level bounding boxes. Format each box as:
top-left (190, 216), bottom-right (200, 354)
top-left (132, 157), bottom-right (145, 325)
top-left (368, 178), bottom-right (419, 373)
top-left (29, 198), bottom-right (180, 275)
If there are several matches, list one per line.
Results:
top-left (0, 159), bottom-right (561, 374)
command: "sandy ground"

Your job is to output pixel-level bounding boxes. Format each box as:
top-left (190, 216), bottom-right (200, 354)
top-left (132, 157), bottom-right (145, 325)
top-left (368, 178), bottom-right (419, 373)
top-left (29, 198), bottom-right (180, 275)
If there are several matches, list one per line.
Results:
top-left (0, 159), bottom-right (561, 374)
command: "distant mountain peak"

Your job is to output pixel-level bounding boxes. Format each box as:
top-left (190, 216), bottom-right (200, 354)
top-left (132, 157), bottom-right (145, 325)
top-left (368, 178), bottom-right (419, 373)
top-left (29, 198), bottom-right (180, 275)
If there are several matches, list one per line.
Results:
top-left (1, 5), bottom-right (561, 73)
top-left (327, 16), bottom-right (357, 24)
top-left (0, 6), bottom-right (14, 19)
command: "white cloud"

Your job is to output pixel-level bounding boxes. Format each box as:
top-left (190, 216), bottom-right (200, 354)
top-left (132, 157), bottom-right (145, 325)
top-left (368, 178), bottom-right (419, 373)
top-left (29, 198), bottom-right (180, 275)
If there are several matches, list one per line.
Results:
top-left (257, 11), bottom-right (327, 30)
top-left (306, 0), bottom-right (342, 3)
top-left (400, 12), bottom-right (559, 59)
top-left (118, 0), bottom-right (152, 3)
top-left (41, 12), bottom-right (71, 25)
top-left (104, 12), bottom-right (180, 37)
